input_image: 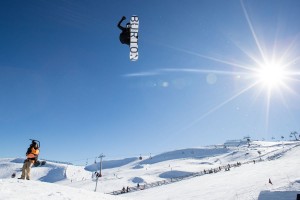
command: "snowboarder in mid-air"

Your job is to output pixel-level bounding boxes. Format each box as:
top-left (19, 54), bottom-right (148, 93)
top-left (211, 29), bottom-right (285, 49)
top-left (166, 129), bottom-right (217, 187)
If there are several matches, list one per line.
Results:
top-left (18, 140), bottom-right (40, 180)
top-left (117, 16), bottom-right (130, 46)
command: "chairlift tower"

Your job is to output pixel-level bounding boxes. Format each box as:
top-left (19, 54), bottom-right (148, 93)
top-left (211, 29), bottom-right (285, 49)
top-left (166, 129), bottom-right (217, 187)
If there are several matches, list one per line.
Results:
top-left (94, 154), bottom-right (105, 192)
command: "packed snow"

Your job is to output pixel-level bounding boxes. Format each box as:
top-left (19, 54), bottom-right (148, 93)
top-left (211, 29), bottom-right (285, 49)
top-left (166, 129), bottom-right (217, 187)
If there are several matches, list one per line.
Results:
top-left (1, 140), bottom-right (300, 200)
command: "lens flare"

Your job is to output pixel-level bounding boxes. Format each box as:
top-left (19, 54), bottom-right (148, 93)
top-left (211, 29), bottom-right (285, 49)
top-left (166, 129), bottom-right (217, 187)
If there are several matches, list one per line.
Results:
top-left (256, 61), bottom-right (286, 89)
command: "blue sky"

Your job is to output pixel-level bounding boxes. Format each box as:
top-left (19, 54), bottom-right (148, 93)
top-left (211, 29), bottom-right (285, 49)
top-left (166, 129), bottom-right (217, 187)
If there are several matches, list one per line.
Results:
top-left (1, 0), bottom-right (300, 164)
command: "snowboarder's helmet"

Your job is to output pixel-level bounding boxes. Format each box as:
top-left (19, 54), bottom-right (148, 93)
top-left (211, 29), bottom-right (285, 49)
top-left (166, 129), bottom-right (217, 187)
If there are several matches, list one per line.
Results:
top-left (31, 141), bottom-right (38, 147)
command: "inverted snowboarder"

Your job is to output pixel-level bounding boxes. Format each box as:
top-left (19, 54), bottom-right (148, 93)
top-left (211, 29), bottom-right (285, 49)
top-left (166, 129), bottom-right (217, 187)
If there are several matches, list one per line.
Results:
top-left (117, 16), bottom-right (130, 46)
top-left (117, 15), bottom-right (139, 61)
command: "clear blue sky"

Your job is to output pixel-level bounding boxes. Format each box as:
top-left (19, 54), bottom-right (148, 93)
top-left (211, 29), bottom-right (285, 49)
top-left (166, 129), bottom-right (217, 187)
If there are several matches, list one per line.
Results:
top-left (1, 0), bottom-right (300, 164)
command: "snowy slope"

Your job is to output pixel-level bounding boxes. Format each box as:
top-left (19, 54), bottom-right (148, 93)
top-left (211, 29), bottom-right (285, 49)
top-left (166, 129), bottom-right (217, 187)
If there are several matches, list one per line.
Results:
top-left (1, 141), bottom-right (300, 200)
top-left (124, 142), bottom-right (300, 200)
top-left (0, 179), bottom-right (128, 200)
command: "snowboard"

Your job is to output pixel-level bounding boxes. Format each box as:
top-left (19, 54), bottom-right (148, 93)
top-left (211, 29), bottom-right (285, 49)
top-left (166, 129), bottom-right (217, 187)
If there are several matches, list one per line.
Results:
top-left (130, 15), bottom-right (139, 61)
top-left (34, 160), bottom-right (47, 167)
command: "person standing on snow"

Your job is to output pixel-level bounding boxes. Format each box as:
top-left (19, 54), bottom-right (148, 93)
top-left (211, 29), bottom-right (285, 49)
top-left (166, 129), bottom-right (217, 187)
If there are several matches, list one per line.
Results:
top-left (117, 16), bottom-right (130, 46)
top-left (18, 141), bottom-right (40, 180)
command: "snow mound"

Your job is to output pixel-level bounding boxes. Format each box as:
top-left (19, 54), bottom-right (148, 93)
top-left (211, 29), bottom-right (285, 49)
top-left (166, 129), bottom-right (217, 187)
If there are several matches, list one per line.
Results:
top-left (257, 179), bottom-right (300, 200)
top-left (10, 158), bottom-right (25, 163)
top-left (224, 139), bottom-right (248, 147)
top-left (258, 191), bottom-right (299, 200)
top-left (199, 162), bottom-right (213, 165)
top-left (38, 164), bottom-right (66, 183)
top-left (159, 170), bottom-right (193, 179)
top-left (85, 157), bottom-right (138, 171)
top-left (130, 177), bottom-right (145, 184)
top-left (132, 164), bottom-right (144, 169)
top-left (141, 147), bottom-right (229, 164)
top-left (0, 163), bottom-right (17, 178)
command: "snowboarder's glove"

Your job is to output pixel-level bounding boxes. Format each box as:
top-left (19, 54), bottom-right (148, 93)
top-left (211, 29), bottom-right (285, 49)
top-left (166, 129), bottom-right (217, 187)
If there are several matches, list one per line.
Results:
top-left (122, 16), bottom-right (126, 20)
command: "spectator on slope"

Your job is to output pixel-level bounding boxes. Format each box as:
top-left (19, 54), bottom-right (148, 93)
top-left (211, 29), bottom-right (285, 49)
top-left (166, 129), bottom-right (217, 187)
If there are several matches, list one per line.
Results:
top-left (18, 140), bottom-right (40, 180)
top-left (269, 178), bottom-right (273, 185)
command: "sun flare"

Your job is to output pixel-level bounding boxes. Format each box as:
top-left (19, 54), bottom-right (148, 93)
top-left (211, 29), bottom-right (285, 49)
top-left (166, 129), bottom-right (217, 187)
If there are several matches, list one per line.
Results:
top-left (256, 61), bottom-right (286, 89)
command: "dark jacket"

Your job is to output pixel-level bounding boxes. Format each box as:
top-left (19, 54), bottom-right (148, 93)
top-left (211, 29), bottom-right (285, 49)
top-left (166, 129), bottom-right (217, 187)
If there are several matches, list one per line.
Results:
top-left (118, 18), bottom-right (130, 46)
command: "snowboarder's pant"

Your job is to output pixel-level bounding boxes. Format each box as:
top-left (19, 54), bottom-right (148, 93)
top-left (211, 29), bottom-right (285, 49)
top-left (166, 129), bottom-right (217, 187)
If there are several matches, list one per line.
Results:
top-left (21, 160), bottom-right (33, 179)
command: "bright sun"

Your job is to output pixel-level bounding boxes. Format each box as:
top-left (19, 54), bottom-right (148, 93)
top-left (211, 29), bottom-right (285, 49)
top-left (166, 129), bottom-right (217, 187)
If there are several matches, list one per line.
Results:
top-left (256, 61), bottom-right (286, 89)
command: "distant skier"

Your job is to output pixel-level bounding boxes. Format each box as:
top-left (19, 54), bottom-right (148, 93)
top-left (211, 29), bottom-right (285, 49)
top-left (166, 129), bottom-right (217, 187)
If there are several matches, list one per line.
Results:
top-left (121, 186), bottom-right (126, 193)
top-left (94, 171), bottom-right (101, 178)
top-left (117, 16), bottom-right (130, 46)
top-left (18, 140), bottom-right (40, 180)
top-left (269, 178), bottom-right (273, 185)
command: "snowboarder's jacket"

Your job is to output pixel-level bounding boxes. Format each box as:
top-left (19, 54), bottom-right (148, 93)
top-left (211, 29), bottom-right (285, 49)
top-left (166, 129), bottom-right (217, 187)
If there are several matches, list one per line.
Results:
top-left (26, 145), bottom-right (39, 163)
top-left (118, 16), bottom-right (130, 46)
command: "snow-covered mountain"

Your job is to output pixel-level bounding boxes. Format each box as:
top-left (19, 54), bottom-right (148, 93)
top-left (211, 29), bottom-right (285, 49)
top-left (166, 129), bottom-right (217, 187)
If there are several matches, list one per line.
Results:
top-left (1, 140), bottom-right (300, 200)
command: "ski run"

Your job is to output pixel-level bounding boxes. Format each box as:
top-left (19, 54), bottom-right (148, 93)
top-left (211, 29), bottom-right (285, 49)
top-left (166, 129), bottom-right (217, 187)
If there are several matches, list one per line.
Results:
top-left (1, 140), bottom-right (300, 200)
